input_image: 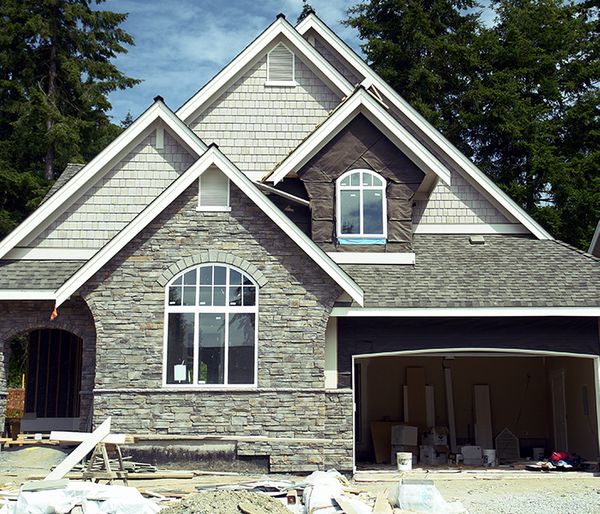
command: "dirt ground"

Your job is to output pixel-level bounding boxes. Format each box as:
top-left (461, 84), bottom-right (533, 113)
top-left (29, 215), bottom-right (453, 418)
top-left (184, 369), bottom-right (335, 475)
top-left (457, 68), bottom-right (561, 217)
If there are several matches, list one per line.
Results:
top-left (1, 447), bottom-right (600, 513)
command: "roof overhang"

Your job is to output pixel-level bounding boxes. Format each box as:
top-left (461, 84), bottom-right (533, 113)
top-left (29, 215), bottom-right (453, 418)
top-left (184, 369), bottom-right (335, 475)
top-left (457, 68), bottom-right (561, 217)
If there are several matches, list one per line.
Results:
top-left (54, 145), bottom-right (364, 308)
top-left (0, 290), bottom-right (56, 301)
top-left (0, 99), bottom-right (208, 261)
top-left (589, 220), bottom-right (600, 257)
top-left (266, 87), bottom-right (451, 186)
top-left (176, 16), bottom-right (354, 123)
top-left (296, 14), bottom-right (553, 241)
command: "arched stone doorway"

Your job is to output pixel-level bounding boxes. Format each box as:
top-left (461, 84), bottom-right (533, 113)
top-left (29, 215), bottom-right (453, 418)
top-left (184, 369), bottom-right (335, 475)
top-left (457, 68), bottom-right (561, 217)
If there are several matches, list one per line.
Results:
top-left (0, 297), bottom-right (96, 433)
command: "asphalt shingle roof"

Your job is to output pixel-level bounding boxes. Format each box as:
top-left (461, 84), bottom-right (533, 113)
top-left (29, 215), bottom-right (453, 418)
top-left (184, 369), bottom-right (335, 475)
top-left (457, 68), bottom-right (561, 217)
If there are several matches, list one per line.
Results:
top-left (341, 234), bottom-right (600, 308)
top-left (0, 260), bottom-right (86, 290)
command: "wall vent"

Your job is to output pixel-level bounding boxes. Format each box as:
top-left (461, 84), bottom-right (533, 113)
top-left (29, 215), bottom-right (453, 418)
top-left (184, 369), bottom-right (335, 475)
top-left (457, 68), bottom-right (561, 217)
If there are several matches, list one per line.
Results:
top-left (266, 43), bottom-right (295, 85)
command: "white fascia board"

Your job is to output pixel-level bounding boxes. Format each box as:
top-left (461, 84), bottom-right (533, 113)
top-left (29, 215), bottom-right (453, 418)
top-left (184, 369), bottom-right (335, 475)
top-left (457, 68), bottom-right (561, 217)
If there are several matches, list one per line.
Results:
top-left (413, 224), bottom-right (530, 235)
top-left (0, 101), bottom-right (207, 261)
top-left (55, 146), bottom-right (364, 307)
top-left (208, 150), bottom-right (364, 306)
top-left (327, 252), bottom-right (415, 265)
top-left (0, 290), bottom-right (56, 301)
top-left (588, 220), bottom-right (600, 256)
top-left (297, 15), bottom-right (553, 241)
top-left (176, 18), bottom-right (353, 122)
top-left (331, 306), bottom-right (600, 317)
top-left (4, 248), bottom-right (97, 260)
top-left (268, 89), bottom-right (450, 185)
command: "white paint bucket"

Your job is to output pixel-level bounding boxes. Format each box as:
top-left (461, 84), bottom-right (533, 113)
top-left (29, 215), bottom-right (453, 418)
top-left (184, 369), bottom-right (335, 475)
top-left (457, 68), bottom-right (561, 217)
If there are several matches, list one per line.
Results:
top-left (483, 449), bottom-right (497, 467)
top-left (397, 452), bottom-right (413, 471)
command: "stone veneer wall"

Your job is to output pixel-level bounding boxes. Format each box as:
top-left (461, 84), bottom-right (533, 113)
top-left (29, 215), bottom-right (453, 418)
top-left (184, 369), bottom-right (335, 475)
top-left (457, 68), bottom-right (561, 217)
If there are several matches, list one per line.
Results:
top-left (0, 297), bottom-right (96, 430)
top-left (81, 183), bottom-right (353, 472)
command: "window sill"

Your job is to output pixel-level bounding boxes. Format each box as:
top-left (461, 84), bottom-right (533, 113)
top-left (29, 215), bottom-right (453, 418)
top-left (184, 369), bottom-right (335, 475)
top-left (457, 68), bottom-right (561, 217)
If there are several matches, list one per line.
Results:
top-left (264, 81), bottom-right (297, 87)
top-left (196, 206), bottom-right (232, 212)
top-left (337, 237), bottom-right (386, 245)
top-left (162, 384), bottom-right (257, 391)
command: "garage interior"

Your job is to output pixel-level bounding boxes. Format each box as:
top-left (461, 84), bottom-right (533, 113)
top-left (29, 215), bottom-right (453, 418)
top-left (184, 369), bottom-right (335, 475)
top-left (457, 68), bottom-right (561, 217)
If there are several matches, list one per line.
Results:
top-left (353, 352), bottom-right (599, 468)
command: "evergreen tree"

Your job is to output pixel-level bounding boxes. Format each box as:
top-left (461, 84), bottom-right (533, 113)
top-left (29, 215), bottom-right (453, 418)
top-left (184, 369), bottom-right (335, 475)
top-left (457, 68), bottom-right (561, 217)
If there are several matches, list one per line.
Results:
top-left (347, 0), bottom-right (599, 248)
top-left (297, 1), bottom-right (315, 23)
top-left (121, 111), bottom-right (135, 128)
top-left (345, 0), bottom-right (482, 154)
top-left (0, 0), bottom-right (139, 238)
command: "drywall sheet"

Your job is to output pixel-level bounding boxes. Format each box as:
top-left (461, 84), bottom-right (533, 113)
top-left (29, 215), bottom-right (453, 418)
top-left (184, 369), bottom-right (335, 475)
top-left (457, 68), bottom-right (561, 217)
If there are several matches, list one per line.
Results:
top-left (474, 384), bottom-right (493, 449)
top-left (406, 367), bottom-right (427, 430)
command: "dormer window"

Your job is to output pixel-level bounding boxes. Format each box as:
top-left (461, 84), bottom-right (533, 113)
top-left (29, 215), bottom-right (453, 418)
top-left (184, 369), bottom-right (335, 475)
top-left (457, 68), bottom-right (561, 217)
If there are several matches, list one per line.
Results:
top-left (266, 43), bottom-right (296, 86)
top-left (336, 169), bottom-right (386, 242)
top-left (198, 167), bottom-right (230, 211)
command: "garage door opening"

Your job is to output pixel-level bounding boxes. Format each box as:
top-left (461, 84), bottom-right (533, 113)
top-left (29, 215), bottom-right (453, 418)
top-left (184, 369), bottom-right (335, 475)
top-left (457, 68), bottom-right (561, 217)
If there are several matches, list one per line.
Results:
top-left (353, 350), bottom-right (599, 470)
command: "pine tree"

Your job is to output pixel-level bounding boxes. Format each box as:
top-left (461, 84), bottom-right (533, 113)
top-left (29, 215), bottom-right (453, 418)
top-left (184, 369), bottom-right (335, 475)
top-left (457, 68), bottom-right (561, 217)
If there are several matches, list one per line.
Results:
top-left (0, 0), bottom-right (139, 181)
top-left (297, 1), bottom-right (315, 23)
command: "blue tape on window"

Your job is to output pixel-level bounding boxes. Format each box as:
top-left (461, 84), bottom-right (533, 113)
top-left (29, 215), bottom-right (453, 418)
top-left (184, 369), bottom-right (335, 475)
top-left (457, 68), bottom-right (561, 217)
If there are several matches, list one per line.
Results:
top-left (338, 238), bottom-right (386, 245)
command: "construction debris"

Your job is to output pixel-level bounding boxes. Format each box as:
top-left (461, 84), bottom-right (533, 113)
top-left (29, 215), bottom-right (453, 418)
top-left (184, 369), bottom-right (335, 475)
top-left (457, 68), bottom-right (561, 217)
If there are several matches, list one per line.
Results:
top-left (159, 490), bottom-right (292, 514)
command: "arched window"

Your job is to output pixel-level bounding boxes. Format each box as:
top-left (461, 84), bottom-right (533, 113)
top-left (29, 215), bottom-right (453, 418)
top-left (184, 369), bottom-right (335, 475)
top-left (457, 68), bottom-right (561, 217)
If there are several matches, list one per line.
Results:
top-left (164, 264), bottom-right (258, 387)
top-left (336, 169), bottom-right (387, 240)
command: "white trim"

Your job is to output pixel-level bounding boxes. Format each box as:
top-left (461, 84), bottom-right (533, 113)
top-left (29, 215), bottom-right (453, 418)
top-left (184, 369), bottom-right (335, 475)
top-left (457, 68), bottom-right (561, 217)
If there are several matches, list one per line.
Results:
top-left (413, 223), bottom-right (530, 235)
top-left (176, 17), bottom-right (352, 122)
top-left (327, 252), bottom-right (415, 265)
top-left (594, 357), bottom-right (600, 454)
top-left (264, 81), bottom-right (298, 87)
top-left (4, 248), bottom-right (97, 260)
top-left (336, 169), bottom-right (387, 240)
top-left (163, 263), bottom-right (258, 388)
top-left (0, 100), bottom-right (207, 261)
top-left (54, 146), bottom-right (363, 307)
top-left (331, 306), bottom-right (600, 317)
top-left (198, 166), bottom-right (231, 210)
top-left (0, 290), bottom-right (56, 300)
top-left (296, 14), bottom-right (553, 241)
top-left (254, 181), bottom-right (310, 207)
top-left (155, 124), bottom-right (164, 150)
top-left (267, 88), bottom-right (451, 185)
top-left (589, 220), bottom-right (600, 256)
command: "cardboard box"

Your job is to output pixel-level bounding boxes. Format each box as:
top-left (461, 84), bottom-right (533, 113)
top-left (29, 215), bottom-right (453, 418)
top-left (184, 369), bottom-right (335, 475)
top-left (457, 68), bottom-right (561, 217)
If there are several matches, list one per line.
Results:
top-left (421, 427), bottom-right (448, 446)
top-left (419, 445), bottom-right (449, 465)
top-left (391, 425), bottom-right (418, 446)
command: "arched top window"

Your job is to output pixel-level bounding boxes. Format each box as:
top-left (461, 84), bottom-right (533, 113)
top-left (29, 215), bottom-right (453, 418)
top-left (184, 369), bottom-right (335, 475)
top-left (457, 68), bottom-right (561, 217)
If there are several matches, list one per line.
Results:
top-left (164, 264), bottom-right (258, 387)
top-left (336, 169), bottom-right (387, 241)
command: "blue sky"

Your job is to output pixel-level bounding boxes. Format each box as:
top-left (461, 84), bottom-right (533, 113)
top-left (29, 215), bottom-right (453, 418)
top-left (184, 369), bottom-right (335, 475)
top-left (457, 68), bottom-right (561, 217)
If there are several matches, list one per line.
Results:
top-left (103, 1), bottom-right (362, 123)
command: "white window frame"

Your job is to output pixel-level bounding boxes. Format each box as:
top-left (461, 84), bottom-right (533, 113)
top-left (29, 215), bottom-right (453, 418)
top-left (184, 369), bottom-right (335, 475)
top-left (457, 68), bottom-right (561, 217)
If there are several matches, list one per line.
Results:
top-left (265, 42), bottom-right (297, 87)
top-left (197, 169), bottom-right (231, 212)
top-left (162, 264), bottom-right (259, 389)
top-left (336, 169), bottom-right (387, 240)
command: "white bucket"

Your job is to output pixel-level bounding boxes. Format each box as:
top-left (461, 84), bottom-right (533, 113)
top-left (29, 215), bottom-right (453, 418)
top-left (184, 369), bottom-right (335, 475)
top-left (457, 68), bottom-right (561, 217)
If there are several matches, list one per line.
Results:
top-left (397, 452), bottom-right (413, 471)
top-left (483, 449), bottom-right (497, 467)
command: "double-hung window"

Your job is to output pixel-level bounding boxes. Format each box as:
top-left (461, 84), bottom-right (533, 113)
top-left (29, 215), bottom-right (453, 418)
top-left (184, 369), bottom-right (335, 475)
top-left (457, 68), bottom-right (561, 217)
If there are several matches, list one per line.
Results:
top-left (336, 169), bottom-right (387, 242)
top-left (164, 264), bottom-right (258, 387)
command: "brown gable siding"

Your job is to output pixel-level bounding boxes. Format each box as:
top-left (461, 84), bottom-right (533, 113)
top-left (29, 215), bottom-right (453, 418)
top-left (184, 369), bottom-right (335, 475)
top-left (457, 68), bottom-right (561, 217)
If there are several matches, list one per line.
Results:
top-left (298, 114), bottom-right (424, 252)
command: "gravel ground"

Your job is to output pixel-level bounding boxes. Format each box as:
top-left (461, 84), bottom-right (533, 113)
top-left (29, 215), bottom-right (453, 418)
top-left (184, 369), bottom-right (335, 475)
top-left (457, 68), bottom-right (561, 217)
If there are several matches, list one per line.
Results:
top-left (160, 490), bottom-right (292, 514)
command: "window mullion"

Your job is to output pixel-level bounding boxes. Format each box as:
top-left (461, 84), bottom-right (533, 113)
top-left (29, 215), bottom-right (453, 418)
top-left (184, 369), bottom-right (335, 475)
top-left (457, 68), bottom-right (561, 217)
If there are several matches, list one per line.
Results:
top-left (359, 186), bottom-right (364, 236)
top-left (223, 270), bottom-right (230, 385)
top-left (193, 311), bottom-right (199, 385)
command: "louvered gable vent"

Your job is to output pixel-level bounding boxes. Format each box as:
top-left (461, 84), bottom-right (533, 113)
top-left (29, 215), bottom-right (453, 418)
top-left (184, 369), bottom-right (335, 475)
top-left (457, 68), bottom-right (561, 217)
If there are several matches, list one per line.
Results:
top-left (198, 167), bottom-right (230, 211)
top-left (267, 43), bottom-right (295, 85)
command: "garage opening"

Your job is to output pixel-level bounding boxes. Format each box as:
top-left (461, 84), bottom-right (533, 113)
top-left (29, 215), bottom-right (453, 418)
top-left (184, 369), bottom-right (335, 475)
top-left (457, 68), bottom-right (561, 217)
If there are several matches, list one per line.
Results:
top-left (353, 351), bottom-right (599, 470)
top-left (5, 328), bottom-right (83, 435)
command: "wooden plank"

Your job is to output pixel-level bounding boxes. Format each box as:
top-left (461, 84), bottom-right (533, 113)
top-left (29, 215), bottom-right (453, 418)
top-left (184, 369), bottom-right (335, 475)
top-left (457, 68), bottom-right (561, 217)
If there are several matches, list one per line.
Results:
top-left (444, 368), bottom-right (457, 453)
top-left (474, 385), bottom-right (493, 449)
top-left (334, 495), bottom-right (361, 514)
top-left (373, 490), bottom-right (393, 514)
top-left (44, 417), bottom-right (111, 481)
top-left (406, 367), bottom-right (427, 430)
top-left (425, 385), bottom-right (435, 428)
top-left (50, 430), bottom-right (130, 445)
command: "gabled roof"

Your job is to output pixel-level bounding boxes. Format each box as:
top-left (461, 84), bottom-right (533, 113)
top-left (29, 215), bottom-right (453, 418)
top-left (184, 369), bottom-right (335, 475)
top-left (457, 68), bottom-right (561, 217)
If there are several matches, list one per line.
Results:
top-left (41, 163), bottom-right (85, 204)
top-left (54, 145), bottom-right (364, 307)
top-left (296, 14), bottom-right (553, 241)
top-left (176, 14), bottom-right (354, 122)
top-left (265, 87), bottom-right (451, 185)
top-left (0, 99), bottom-right (208, 261)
